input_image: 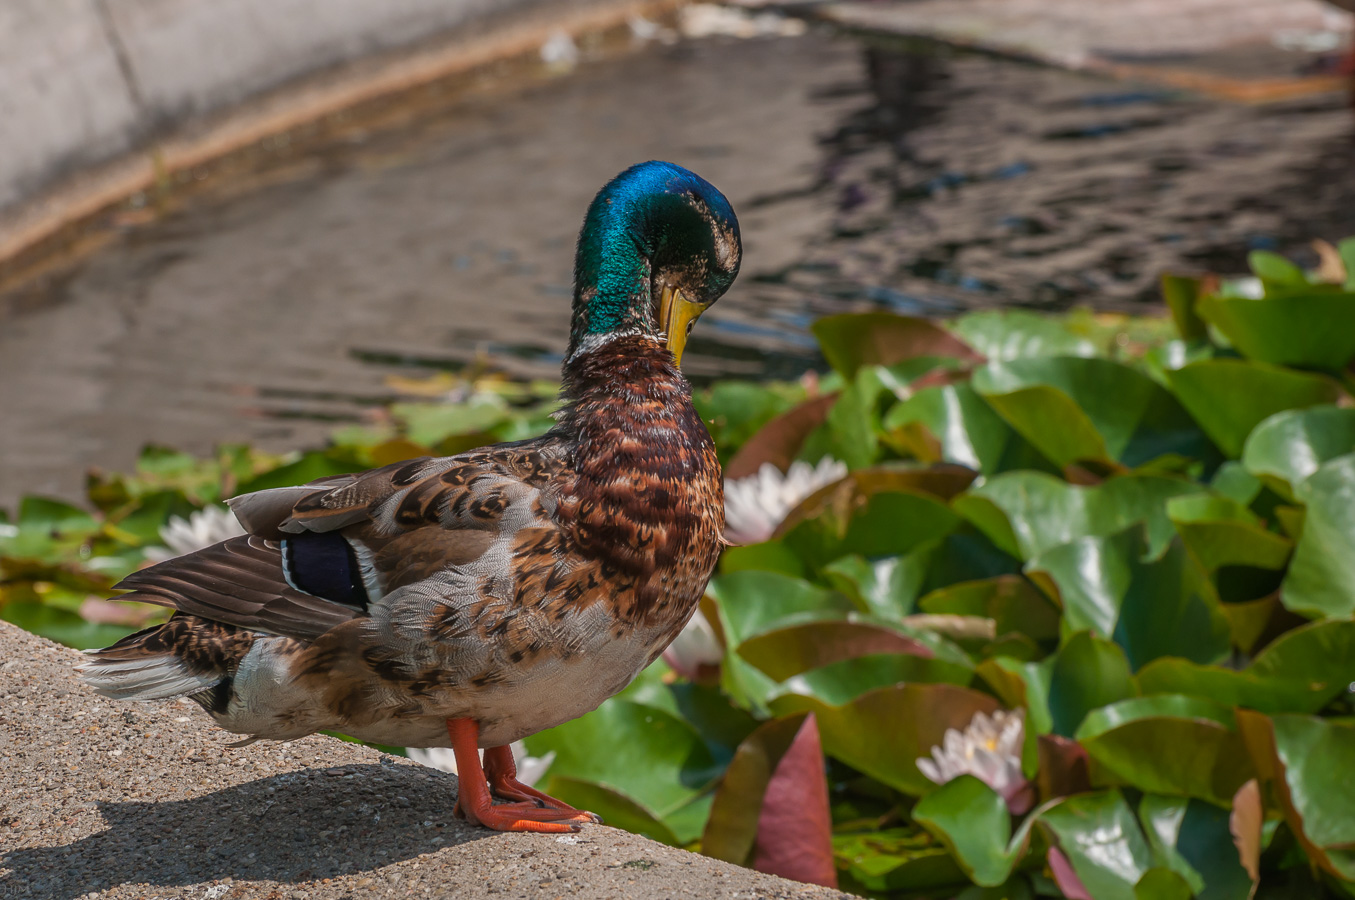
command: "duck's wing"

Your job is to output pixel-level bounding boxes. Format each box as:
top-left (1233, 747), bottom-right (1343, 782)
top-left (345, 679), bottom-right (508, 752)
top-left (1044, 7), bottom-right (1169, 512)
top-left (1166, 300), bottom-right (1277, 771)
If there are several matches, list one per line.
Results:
top-left (114, 535), bottom-right (360, 642)
top-left (114, 444), bottom-right (566, 644)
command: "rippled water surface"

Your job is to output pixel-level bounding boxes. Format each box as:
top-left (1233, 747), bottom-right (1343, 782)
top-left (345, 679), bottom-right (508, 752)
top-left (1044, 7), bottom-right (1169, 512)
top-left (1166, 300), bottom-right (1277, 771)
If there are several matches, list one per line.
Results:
top-left (3, 27), bottom-right (1354, 506)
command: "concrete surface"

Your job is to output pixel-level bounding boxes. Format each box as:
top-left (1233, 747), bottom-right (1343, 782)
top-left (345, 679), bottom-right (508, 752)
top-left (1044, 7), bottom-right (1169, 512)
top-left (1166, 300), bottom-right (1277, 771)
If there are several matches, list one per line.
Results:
top-left (0, 622), bottom-right (853, 899)
top-left (0, 0), bottom-right (664, 236)
top-left (792, 0), bottom-right (1354, 101)
top-left (0, 0), bottom-right (143, 211)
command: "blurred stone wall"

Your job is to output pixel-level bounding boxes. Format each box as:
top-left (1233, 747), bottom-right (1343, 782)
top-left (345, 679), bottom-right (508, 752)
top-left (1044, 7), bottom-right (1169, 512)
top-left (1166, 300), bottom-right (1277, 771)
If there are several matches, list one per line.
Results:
top-left (0, 0), bottom-right (561, 213)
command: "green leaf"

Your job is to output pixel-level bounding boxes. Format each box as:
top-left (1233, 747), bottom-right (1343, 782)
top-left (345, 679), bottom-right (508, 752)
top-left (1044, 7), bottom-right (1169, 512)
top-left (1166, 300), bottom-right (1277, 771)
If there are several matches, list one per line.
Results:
top-left (541, 777), bottom-right (680, 845)
top-left (737, 621), bottom-right (938, 682)
top-left (1197, 290), bottom-right (1355, 369)
top-left (708, 571), bottom-right (854, 649)
top-left (959, 472), bottom-right (1202, 562)
top-left (918, 576), bottom-right (1060, 646)
top-left (725, 394), bottom-right (836, 480)
top-left (1165, 494), bottom-right (1292, 574)
top-left (1164, 359), bottom-right (1343, 458)
top-left (973, 380), bottom-right (1110, 468)
top-left (1076, 696), bottom-right (1252, 805)
top-left (1160, 274), bottom-right (1208, 341)
top-left (832, 829), bottom-right (966, 894)
top-left (974, 357), bottom-right (1204, 468)
top-left (769, 683), bottom-right (1000, 795)
top-left (913, 776), bottom-right (1034, 887)
top-left (779, 481), bottom-right (961, 573)
top-left (107, 491), bottom-right (199, 546)
top-left (719, 540), bottom-right (805, 578)
top-left (772, 652), bottom-right (974, 706)
top-left (1135, 617), bottom-right (1355, 714)
top-left (391, 394), bottom-right (510, 446)
top-left (525, 699), bottom-right (721, 842)
top-left (1237, 712), bottom-right (1355, 881)
top-left (1138, 795), bottom-right (1254, 900)
top-left (702, 713), bottom-right (811, 867)
top-left (1248, 250), bottom-right (1307, 287)
top-left (949, 310), bottom-right (1098, 360)
top-left (1038, 790), bottom-right (1152, 900)
top-left (1242, 406), bottom-right (1355, 499)
top-left (821, 377), bottom-right (881, 470)
top-left (883, 383), bottom-right (1019, 475)
top-left (1029, 530), bottom-right (1231, 669)
top-left (233, 450), bottom-right (362, 495)
top-left (1047, 632), bottom-right (1135, 737)
top-left (812, 312), bottom-right (978, 378)
top-left (17, 497), bottom-right (98, 537)
top-left (694, 379), bottom-right (804, 460)
top-left (1283, 454), bottom-right (1355, 618)
top-left (824, 552), bottom-right (932, 618)
top-left (1133, 868), bottom-right (1194, 900)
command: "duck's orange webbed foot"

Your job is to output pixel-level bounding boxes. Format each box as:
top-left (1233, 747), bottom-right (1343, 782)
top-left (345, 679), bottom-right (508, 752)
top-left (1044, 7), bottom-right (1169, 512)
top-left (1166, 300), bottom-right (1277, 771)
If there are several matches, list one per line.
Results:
top-left (445, 719), bottom-right (599, 833)
top-left (483, 744), bottom-right (602, 823)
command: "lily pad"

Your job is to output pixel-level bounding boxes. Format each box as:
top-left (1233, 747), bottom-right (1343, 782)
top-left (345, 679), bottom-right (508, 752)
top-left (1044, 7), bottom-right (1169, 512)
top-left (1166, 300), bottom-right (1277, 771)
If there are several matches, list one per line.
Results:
top-left (724, 393), bottom-right (837, 480)
top-left (1029, 529), bottom-right (1231, 670)
top-left (812, 312), bottom-right (979, 378)
top-left (949, 310), bottom-right (1098, 360)
top-left (1282, 454), bottom-right (1355, 618)
top-left (973, 357), bottom-right (1204, 468)
top-left (1135, 617), bottom-right (1355, 714)
top-left (769, 683), bottom-right (1001, 796)
top-left (1038, 790), bottom-right (1152, 900)
top-left (525, 698), bottom-right (722, 842)
top-left (883, 382), bottom-right (1021, 475)
top-left (1138, 794), bottom-right (1255, 900)
top-left (1075, 696), bottom-right (1252, 805)
top-left (913, 776), bottom-right (1037, 887)
top-left (1236, 711), bottom-right (1355, 881)
top-left (957, 471), bottom-right (1203, 562)
top-left (1164, 359), bottom-right (1343, 458)
top-left (1241, 406), bottom-right (1355, 499)
top-left (1197, 289), bottom-right (1355, 369)
top-left (1047, 631), bottom-right (1135, 738)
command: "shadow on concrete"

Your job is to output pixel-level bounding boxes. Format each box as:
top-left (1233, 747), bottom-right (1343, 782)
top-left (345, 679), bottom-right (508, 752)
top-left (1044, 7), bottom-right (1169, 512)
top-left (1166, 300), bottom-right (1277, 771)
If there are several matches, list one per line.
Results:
top-left (1, 762), bottom-right (495, 899)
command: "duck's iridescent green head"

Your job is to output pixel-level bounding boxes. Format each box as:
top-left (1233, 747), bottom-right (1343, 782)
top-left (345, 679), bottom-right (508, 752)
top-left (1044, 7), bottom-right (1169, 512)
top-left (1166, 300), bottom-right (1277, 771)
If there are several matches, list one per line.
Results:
top-left (568, 161), bottom-right (741, 366)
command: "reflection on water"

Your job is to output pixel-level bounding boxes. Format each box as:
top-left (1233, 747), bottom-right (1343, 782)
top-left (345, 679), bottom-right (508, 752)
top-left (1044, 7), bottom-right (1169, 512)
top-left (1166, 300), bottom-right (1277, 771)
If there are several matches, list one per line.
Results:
top-left (2, 27), bottom-right (1354, 505)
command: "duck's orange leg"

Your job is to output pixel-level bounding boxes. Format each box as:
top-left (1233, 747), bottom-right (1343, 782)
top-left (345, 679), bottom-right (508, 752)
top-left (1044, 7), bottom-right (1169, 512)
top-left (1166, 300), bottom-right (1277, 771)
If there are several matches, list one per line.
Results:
top-left (446, 718), bottom-right (597, 833)
top-left (483, 744), bottom-right (600, 824)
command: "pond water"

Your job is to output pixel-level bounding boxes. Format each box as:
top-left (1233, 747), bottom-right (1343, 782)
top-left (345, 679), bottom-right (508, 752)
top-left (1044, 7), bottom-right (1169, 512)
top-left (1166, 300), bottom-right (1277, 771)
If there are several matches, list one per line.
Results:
top-left (2, 25), bottom-right (1354, 507)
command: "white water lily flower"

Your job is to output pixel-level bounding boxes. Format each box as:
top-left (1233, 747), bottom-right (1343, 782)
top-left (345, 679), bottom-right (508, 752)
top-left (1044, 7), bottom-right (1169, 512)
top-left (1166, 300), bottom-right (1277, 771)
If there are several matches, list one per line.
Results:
top-left (143, 506), bottom-right (247, 563)
top-left (406, 742), bottom-right (555, 788)
top-left (916, 709), bottom-right (1032, 812)
top-left (662, 607), bottom-right (723, 679)
top-left (723, 458), bottom-right (847, 545)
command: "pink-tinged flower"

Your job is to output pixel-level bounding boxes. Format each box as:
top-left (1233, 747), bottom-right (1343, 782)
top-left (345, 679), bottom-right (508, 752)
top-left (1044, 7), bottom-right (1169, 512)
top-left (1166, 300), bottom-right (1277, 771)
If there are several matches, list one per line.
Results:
top-left (916, 709), bottom-right (1033, 813)
top-left (406, 742), bottom-right (554, 788)
top-left (142, 506), bottom-right (246, 563)
top-left (662, 607), bottom-right (723, 680)
top-left (724, 458), bottom-right (846, 546)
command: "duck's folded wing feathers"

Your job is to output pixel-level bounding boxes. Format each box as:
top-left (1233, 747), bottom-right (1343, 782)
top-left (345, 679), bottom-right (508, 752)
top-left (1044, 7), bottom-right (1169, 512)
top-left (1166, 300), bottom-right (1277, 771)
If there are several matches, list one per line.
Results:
top-left (115, 535), bottom-right (362, 642)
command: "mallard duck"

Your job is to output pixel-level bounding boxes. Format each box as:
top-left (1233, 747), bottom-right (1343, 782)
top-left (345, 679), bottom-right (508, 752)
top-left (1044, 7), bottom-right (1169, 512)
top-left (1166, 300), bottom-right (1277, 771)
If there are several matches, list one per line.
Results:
top-left (79, 160), bottom-right (741, 834)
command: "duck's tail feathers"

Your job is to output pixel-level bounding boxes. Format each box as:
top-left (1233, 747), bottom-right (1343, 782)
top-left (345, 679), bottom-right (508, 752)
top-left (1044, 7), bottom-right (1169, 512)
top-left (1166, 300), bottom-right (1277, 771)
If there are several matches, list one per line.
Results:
top-left (78, 615), bottom-right (255, 707)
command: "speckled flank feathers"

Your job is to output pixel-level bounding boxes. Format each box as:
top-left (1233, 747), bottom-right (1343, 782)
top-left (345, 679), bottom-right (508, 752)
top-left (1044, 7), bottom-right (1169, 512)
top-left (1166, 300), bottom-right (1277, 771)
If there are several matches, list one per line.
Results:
top-left (78, 162), bottom-right (742, 789)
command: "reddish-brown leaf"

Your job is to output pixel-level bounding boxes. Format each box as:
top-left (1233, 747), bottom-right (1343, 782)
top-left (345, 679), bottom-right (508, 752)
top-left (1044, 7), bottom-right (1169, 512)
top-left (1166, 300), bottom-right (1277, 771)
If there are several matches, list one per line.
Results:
top-left (1047, 846), bottom-right (1093, 900)
top-left (752, 714), bottom-right (838, 889)
top-left (1230, 778), bottom-right (1262, 888)
top-left (725, 394), bottom-right (838, 480)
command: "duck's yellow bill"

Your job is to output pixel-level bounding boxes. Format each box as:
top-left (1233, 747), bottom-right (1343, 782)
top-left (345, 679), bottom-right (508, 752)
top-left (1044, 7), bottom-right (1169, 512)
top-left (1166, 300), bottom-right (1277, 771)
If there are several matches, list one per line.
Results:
top-left (658, 286), bottom-right (706, 366)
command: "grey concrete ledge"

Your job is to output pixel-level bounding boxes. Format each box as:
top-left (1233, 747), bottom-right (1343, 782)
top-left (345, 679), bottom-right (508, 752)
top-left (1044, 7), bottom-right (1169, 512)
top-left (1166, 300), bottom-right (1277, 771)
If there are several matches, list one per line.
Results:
top-left (0, 0), bottom-right (677, 269)
top-left (0, 622), bottom-right (851, 899)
